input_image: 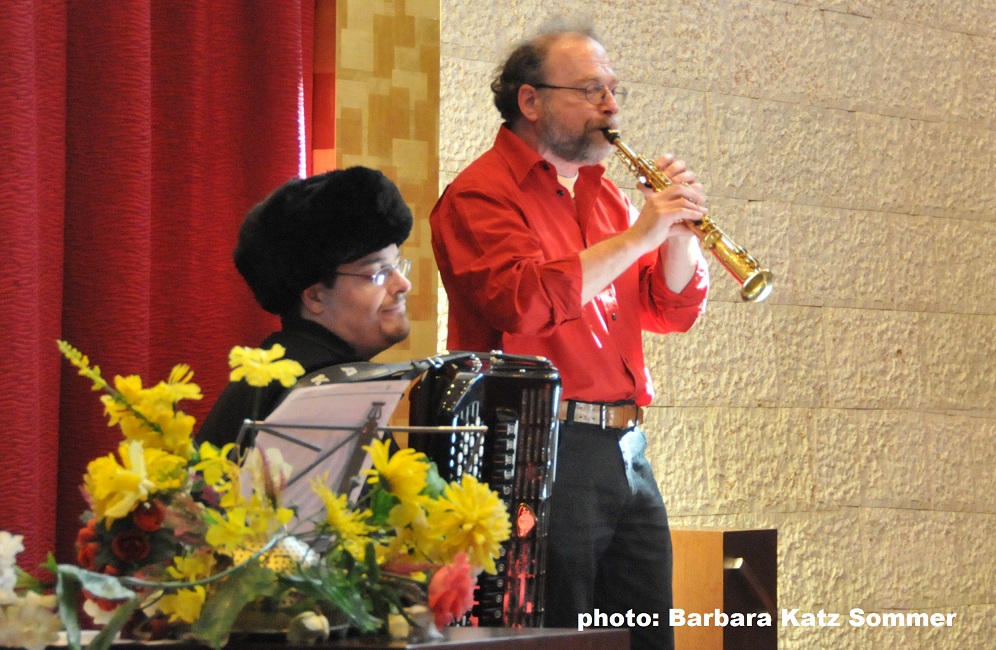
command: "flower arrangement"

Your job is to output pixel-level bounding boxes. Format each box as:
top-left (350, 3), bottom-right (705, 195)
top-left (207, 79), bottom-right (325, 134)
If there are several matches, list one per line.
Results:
top-left (0, 341), bottom-right (512, 650)
top-left (0, 532), bottom-right (62, 650)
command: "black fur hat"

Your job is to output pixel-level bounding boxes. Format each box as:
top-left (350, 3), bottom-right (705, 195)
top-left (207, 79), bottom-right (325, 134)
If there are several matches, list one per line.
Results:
top-left (234, 167), bottom-right (413, 316)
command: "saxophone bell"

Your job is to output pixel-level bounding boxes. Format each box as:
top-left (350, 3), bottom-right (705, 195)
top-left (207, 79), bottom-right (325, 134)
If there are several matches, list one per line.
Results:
top-left (601, 128), bottom-right (774, 303)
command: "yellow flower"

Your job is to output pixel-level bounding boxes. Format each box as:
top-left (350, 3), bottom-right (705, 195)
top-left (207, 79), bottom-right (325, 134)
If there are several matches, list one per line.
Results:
top-left (167, 551), bottom-right (217, 582)
top-left (422, 474), bottom-right (511, 574)
top-left (311, 477), bottom-right (374, 560)
top-left (362, 438), bottom-right (429, 502)
top-left (84, 441), bottom-right (155, 523)
top-left (157, 585), bottom-right (206, 624)
top-left (194, 442), bottom-right (238, 487)
top-left (205, 507), bottom-right (251, 552)
top-left (83, 441), bottom-right (188, 523)
top-left (228, 344), bottom-right (306, 388)
top-left (164, 364), bottom-right (203, 403)
top-left (57, 339), bottom-right (108, 391)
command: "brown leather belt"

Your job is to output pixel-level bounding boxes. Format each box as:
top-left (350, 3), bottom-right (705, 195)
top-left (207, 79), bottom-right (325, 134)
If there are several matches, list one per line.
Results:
top-left (558, 400), bottom-right (644, 429)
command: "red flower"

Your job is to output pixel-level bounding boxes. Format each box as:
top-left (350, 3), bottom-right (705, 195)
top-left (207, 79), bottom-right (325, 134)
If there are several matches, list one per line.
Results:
top-left (111, 529), bottom-right (151, 563)
top-left (132, 500), bottom-right (166, 532)
top-left (77, 541), bottom-right (101, 570)
top-left (428, 553), bottom-right (477, 630)
top-left (76, 518), bottom-right (98, 545)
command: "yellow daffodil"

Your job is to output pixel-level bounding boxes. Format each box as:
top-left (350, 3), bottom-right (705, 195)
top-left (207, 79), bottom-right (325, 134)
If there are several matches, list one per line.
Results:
top-left (194, 442), bottom-right (238, 487)
top-left (228, 344), bottom-right (306, 388)
top-left (362, 438), bottom-right (430, 502)
top-left (156, 585), bottom-right (206, 624)
top-left (84, 441), bottom-right (189, 524)
top-left (84, 441), bottom-right (156, 523)
top-left (205, 507), bottom-right (251, 552)
top-left (312, 477), bottom-right (374, 560)
top-left (422, 474), bottom-right (511, 574)
top-left (164, 364), bottom-right (203, 403)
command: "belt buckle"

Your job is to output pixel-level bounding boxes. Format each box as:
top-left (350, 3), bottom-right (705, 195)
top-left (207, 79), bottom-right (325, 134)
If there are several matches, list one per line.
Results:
top-left (599, 404), bottom-right (608, 429)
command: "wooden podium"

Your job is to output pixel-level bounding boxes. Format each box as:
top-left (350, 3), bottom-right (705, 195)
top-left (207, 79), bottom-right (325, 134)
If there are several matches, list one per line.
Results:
top-left (670, 529), bottom-right (777, 650)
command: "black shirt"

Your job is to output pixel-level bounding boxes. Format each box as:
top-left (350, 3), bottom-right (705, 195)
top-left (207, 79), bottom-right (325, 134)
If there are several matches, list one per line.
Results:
top-left (196, 315), bottom-right (364, 449)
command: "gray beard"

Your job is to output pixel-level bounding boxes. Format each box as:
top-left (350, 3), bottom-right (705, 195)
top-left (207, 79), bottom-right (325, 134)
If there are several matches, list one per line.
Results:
top-left (541, 122), bottom-right (612, 166)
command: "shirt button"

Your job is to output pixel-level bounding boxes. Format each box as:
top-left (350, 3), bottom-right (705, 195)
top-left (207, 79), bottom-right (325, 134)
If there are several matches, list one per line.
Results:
top-left (611, 313), bottom-right (617, 320)
top-left (557, 189), bottom-right (565, 196)
top-left (541, 163), bottom-right (550, 171)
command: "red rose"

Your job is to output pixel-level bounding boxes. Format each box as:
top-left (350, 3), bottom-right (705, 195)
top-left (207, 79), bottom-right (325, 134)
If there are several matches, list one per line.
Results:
top-left (110, 529), bottom-right (151, 563)
top-left (132, 500), bottom-right (166, 532)
top-left (428, 553), bottom-right (477, 630)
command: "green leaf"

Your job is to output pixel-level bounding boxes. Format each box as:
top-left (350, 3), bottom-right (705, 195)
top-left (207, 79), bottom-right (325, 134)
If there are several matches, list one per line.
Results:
top-left (189, 560), bottom-right (278, 649)
top-left (52, 563), bottom-right (141, 650)
top-left (424, 461), bottom-right (447, 498)
top-left (53, 568), bottom-right (83, 650)
top-left (368, 488), bottom-right (396, 525)
top-left (56, 564), bottom-right (138, 602)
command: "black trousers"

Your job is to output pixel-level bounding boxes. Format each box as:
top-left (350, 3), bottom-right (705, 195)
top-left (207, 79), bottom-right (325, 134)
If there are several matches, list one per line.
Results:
top-left (543, 422), bottom-right (674, 650)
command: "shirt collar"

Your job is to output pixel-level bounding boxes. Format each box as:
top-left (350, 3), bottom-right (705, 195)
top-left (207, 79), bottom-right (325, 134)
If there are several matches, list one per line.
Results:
top-left (279, 313), bottom-right (361, 360)
top-left (494, 124), bottom-right (606, 188)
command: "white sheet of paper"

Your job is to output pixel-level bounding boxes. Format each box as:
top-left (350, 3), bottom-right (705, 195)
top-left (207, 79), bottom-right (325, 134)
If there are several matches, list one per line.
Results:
top-left (251, 379), bottom-right (411, 528)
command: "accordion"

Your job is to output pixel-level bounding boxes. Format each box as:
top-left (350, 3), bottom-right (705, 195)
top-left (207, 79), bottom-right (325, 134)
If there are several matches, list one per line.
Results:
top-left (283, 351), bottom-right (561, 627)
top-left (407, 352), bottom-right (561, 628)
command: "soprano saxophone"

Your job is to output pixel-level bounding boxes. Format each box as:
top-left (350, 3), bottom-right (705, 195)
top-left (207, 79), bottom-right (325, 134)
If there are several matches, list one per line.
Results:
top-left (602, 128), bottom-right (774, 303)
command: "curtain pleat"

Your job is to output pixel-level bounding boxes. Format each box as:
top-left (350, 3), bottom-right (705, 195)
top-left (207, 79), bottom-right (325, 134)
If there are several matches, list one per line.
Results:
top-left (0, 1), bottom-right (67, 573)
top-left (0, 0), bottom-right (315, 566)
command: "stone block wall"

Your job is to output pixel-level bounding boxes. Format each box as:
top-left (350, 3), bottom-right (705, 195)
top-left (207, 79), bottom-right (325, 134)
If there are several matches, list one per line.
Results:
top-left (438, 2), bottom-right (995, 648)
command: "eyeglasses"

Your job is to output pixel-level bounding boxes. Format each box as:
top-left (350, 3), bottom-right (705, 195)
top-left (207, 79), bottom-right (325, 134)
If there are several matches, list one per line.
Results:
top-left (533, 82), bottom-right (628, 107)
top-left (337, 258), bottom-right (411, 287)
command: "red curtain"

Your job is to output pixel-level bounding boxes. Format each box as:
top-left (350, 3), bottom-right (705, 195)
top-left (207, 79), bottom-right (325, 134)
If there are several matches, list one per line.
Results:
top-left (0, 1), bottom-right (316, 569)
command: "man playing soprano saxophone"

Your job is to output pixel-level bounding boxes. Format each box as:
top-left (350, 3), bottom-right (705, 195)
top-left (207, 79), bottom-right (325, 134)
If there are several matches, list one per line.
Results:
top-left (429, 20), bottom-right (710, 650)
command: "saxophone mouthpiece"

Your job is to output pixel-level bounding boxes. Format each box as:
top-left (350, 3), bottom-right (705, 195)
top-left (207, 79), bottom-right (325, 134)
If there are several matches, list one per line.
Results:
top-left (601, 128), bottom-right (620, 144)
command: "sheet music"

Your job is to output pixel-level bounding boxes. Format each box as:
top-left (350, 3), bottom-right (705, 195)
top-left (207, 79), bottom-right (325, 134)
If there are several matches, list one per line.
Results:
top-left (250, 379), bottom-right (411, 529)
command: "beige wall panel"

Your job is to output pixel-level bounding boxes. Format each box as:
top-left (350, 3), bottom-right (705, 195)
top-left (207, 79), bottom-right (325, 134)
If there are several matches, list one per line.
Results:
top-left (338, 0), bottom-right (440, 363)
top-left (439, 1), bottom-right (996, 647)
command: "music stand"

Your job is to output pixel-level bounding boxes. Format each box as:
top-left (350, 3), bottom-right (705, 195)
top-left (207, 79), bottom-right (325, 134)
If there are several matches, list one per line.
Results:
top-left (241, 379), bottom-right (412, 530)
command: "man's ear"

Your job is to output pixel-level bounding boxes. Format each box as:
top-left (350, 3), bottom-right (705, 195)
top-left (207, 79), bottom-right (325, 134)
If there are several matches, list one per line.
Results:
top-left (300, 282), bottom-right (327, 316)
top-left (518, 83), bottom-right (541, 123)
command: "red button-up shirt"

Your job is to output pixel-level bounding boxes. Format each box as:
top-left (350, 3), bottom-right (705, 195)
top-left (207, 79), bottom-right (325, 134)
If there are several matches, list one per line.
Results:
top-left (430, 126), bottom-right (709, 406)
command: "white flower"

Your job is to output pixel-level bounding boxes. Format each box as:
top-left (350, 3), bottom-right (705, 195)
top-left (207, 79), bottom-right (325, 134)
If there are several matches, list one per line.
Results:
top-left (243, 447), bottom-right (292, 504)
top-left (0, 532), bottom-right (24, 568)
top-left (84, 597), bottom-right (121, 626)
top-left (286, 611), bottom-right (330, 645)
top-left (0, 592), bottom-right (62, 650)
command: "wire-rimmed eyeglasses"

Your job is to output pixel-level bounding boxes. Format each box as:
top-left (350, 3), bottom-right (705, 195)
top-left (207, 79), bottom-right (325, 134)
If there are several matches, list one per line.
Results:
top-left (533, 82), bottom-right (628, 107)
top-left (337, 258), bottom-right (411, 287)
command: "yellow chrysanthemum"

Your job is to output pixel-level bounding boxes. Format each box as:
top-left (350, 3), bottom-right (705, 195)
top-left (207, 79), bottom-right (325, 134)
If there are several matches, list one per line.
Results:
top-left (362, 438), bottom-right (430, 502)
top-left (311, 478), bottom-right (375, 560)
top-left (156, 585), bottom-right (206, 624)
top-left (228, 344), bottom-right (306, 388)
top-left (422, 474), bottom-right (511, 574)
